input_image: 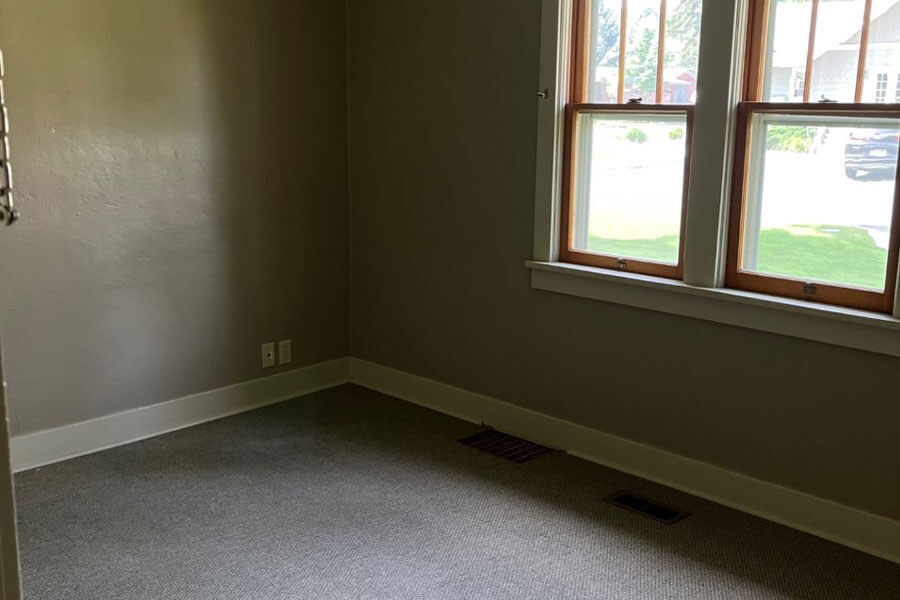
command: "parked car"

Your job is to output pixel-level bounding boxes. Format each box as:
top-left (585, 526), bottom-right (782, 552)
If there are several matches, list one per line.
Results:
top-left (844, 129), bottom-right (899, 179)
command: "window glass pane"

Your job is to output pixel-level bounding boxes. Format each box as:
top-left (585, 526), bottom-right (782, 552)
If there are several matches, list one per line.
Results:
top-left (663, 0), bottom-right (702, 104)
top-left (765, 0), bottom-right (814, 102)
top-left (808, 0), bottom-right (866, 103)
top-left (741, 114), bottom-right (899, 291)
top-left (571, 112), bottom-right (688, 264)
top-left (860, 1), bottom-right (900, 102)
top-left (625, 0), bottom-right (661, 102)
top-left (586, 0), bottom-right (623, 103)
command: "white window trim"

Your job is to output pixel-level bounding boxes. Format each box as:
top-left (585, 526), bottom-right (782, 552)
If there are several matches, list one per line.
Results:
top-left (530, 0), bottom-right (900, 357)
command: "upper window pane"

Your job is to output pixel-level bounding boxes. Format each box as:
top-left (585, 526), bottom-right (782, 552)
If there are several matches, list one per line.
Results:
top-left (583, 0), bottom-right (702, 104)
top-left (763, 0), bottom-right (900, 103)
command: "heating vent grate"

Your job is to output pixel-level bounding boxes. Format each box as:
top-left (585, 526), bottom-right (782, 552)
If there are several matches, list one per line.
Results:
top-left (604, 491), bottom-right (689, 524)
top-left (458, 430), bottom-right (554, 463)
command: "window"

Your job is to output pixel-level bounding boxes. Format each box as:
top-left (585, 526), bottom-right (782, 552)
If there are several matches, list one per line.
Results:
top-left (559, 0), bottom-right (703, 278)
top-left (729, 0), bottom-right (900, 312)
top-left (876, 73), bottom-right (888, 102)
top-left (533, 0), bottom-right (900, 350)
top-left (792, 71), bottom-right (806, 101)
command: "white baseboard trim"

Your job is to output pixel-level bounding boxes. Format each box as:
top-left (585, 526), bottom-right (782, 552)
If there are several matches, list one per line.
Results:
top-left (348, 357), bottom-right (900, 564)
top-left (11, 357), bottom-right (351, 473)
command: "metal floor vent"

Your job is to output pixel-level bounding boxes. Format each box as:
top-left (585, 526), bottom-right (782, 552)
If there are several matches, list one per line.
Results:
top-left (604, 491), bottom-right (690, 525)
top-left (458, 430), bottom-right (554, 464)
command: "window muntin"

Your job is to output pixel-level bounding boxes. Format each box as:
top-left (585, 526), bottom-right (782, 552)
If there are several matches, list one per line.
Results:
top-left (563, 0), bottom-right (703, 278)
top-left (731, 0), bottom-right (900, 312)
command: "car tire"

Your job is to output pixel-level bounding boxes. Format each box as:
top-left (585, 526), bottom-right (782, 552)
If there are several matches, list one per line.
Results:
top-left (845, 166), bottom-right (858, 179)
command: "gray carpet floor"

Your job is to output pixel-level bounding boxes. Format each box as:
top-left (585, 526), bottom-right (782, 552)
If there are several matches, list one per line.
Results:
top-left (14, 384), bottom-right (900, 599)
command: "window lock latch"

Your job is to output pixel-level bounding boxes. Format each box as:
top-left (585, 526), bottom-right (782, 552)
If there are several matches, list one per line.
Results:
top-left (803, 283), bottom-right (818, 295)
top-left (627, 98), bottom-right (643, 104)
top-left (616, 258), bottom-right (628, 271)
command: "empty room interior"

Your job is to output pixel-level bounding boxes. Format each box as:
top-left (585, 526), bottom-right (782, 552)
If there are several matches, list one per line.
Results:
top-left (0, 0), bottom-right (899, 598)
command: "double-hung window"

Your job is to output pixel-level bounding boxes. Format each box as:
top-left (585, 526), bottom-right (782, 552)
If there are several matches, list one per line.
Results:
top-left (728, 0), bottom-right (900, 312)
top-left (540, 0), bottom-right (900, 316)
top-left (533, 0), bottom-right (900, 355)
top-left (560, 0), bottom-right (703, 278)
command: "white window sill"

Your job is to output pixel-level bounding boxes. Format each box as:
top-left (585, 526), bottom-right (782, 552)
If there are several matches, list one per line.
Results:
top-left (526, 261), bottom-right (900, 358)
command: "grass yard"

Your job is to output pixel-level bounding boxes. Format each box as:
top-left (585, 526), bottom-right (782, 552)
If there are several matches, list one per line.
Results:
top-left (588, 225), bottom-right (888, 290)
top-left (587, 235), bottom-right (680, 264)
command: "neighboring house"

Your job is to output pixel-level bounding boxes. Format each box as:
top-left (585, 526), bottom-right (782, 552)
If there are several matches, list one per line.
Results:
top-left (771, 0), bottom-right (900, 102)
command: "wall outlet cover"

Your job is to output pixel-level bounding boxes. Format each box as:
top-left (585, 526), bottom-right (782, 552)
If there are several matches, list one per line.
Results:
top-left (278, 339), bottom-right (292, 365)
top-left (261, 342), bottom-right (276, 368)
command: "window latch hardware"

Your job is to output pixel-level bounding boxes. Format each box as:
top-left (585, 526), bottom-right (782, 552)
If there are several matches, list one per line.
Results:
top-left (818, 96), bottom-right (836, 103)
top-left (803, 283), bottom-right (818, 295)
top-left (616, 258), bottom-right (628, 271)
top-left (627, 98), bottom-right (643, 104)
top-left (537, 88), bottom-right (549, 99)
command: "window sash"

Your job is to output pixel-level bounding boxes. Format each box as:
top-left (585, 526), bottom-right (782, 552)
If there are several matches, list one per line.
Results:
top-left (725, 103), bottom-right (900, 312)
top-left (559, 104), bottom-right (694, 278)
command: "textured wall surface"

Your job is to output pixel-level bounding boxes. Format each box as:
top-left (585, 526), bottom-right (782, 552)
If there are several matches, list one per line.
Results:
top-left (0, 0), bottom-right (349, 435)
top-left (346, 0), bottom-right (900, 518)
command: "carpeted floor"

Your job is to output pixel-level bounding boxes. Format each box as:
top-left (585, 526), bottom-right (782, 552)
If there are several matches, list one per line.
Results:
top-left (14, 384), bottom-right (900, 599)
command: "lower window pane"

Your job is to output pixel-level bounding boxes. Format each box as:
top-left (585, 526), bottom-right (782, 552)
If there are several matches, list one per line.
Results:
top-left (570, 112), bottom-right (689, 265)
top-left (741, 114), bottom-right (899, 291)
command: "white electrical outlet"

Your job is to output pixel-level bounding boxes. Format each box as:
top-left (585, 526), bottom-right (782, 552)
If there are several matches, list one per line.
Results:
top-left (278, 339), bottom-right (292, 365)
top-left (261, 342), bottom-right (276, 368)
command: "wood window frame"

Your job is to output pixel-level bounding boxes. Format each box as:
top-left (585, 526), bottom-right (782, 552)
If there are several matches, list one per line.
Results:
top-left (728, 0), bottom-right (900, 313)
top-left (560, 0), bottom-right (695, 280)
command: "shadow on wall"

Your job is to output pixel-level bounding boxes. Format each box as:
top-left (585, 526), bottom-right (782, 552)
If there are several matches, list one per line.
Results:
top-left (0, 0), bottom-right (349, 436)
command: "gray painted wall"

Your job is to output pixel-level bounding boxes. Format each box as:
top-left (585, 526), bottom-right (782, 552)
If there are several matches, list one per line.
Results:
top-left (0, 0), bottom-right (349, 435)
top-left (346, 0), bottom-right (900, 519)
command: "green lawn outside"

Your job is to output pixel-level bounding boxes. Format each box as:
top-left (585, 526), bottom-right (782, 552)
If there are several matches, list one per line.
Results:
top-left (587, 235), bottom-right (680, 264)
top-left (588, 225), bottom-right (888, 290)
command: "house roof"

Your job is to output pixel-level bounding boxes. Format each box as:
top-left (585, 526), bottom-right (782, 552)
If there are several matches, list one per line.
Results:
top-left (771, 0), bottom-right (896, 68)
